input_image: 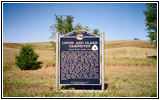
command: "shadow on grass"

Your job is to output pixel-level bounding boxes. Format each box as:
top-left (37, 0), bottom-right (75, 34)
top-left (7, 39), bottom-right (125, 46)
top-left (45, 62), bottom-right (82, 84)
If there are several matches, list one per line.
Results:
top-left (148, 56), bottom-right (157, 59)
top-left (61, 84), bottom-right (108, 90)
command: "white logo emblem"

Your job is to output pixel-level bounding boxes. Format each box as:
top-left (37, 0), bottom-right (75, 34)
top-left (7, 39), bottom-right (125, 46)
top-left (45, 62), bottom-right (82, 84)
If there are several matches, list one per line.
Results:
top-left (92, 45), bottom-right (98, 51)
top-left (76, 33), bottom-right (83, 40)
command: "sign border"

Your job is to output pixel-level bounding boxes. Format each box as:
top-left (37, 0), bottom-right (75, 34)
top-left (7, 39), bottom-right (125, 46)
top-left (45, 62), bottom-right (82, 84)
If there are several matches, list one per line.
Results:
top-left (59, 31), bottom-right (101, 85)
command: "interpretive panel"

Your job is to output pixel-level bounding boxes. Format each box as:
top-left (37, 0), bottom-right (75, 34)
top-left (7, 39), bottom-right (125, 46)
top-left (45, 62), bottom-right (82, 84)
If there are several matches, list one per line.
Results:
top-left (60, 31), bottom-right (100, 85)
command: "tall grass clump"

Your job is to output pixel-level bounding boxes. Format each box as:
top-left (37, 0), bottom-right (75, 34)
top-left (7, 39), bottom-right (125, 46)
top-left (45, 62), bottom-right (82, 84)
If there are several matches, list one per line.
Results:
top-left (50, 41), bottom-right (56, 53)
top-left (15, 45), bottom-right (42, 70)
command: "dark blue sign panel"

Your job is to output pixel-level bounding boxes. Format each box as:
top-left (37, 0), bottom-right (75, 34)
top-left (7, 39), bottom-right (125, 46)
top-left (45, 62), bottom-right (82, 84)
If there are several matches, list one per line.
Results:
top-left (60, 31), bottom-right (100, 84)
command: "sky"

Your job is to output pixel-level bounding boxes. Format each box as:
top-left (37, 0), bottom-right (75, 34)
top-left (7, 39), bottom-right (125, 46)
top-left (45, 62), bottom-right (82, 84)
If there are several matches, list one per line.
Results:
top-left (3, 3), bottom-right (148, 43)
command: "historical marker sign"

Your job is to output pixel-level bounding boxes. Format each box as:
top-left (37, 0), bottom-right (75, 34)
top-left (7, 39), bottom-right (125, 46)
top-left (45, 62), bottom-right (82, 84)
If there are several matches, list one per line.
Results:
top-left (60, 31), bottom-right (100, 85)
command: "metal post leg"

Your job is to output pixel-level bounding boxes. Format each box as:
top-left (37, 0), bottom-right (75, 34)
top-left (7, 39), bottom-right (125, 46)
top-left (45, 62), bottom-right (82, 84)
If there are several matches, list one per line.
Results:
top-left (102, 33), bottom-right (105, 91)
top-left (56, 33), bottom-right (59, 90)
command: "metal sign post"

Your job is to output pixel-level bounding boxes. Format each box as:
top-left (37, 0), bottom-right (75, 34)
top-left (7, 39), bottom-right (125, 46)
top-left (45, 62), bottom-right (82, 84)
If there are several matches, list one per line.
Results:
top-left (56, 33), bottom-right (59, 90)
top-left (102, 32), bottom-right (105, 91)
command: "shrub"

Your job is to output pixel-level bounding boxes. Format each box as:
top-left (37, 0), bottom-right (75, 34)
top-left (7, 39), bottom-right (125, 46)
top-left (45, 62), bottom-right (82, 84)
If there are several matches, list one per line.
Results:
top-left (50, 41), bottom-right (56, 53)
top-left (15, 45), bottom-right (42, 70)
top-left (134, 38), bottom-right (140, 40)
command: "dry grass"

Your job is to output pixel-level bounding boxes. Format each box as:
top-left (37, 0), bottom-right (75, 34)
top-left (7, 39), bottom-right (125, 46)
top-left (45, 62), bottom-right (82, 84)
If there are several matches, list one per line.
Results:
top-left (105, 65), bottom-right (157, 97)
top-left (105, 40), bottom-right (154, 49)
top-left (3, 67), bottom-right (56, 96)
top-left (3, 47), bottom-right (19, 66)
top-left (106, 58), bottom-right (157, 66)
top-left (3, 40), bottom-right (157, 97)
top-left (27, 41), bottom-right (52, 47)
top-left (3, 42), bottom-right (53, 50)
top-left (36, 50), bottom-right (56, 68)
top-left (3, 43), bottom-right (23, 49)
top-left (105, 47), bottom-right (156, 58)
top-left (3, 47), bottom-right (55, 70)
top-left (3, 65), bottom-right (157, 97)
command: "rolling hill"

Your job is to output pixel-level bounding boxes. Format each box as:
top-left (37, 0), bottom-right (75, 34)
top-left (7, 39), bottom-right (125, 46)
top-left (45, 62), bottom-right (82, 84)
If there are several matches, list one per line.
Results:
top-left (3, 40), bottom-right (156, 67)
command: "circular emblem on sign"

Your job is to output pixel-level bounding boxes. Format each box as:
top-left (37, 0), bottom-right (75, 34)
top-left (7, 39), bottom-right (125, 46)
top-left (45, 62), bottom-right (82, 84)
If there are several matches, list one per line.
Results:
top-left (76, 33), bottom-right (83, 40)
top-left (92, 45), bottom-right (98, 51)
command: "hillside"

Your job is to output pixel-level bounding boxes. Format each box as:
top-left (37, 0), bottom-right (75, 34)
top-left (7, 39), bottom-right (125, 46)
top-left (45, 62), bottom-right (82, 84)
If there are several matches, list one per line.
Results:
top-left (3, 40), bottom-right (154, 50)
top-left (105, 40), bottom-right (154, 49)
top-left (3, 40), bottom-right (156, 67)
top-left (3, 41), bottom-right (53, 50)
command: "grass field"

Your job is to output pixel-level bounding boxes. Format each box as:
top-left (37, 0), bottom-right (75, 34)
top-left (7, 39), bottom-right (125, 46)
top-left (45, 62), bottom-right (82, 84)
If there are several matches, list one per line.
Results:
top-left (3, 40), bottom-right (157, 97)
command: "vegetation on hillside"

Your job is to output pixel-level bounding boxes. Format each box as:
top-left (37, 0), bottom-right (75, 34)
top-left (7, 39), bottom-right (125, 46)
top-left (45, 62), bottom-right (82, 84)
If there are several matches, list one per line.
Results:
top-left (15, 45), bottom-right (42, 70)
